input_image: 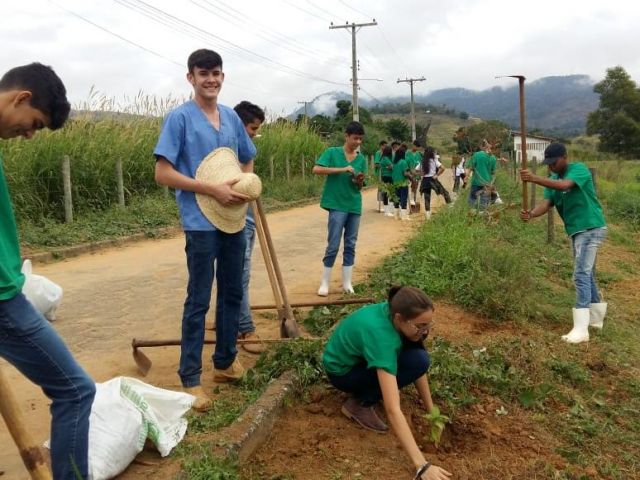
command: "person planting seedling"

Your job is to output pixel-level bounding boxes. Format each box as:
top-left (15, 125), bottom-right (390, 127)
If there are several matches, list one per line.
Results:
top-left (323, 286), bottom-right (452, 479)
top-left (520, 142), bottom-right (607, 344)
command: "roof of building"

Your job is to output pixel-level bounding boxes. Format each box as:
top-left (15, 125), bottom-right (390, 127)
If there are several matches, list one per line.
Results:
top-left (511, 131), bottom-right (556, 142)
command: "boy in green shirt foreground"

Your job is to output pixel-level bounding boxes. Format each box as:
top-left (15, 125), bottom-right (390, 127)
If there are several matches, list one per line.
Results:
top-left (0, 63), bottom-right (95, 480)
top-left (313, 121), bottom-right (367, 296)
top-left (520, 143), bottom-right (607, 344)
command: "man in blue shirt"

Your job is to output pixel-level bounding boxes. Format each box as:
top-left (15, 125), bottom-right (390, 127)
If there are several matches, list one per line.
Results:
top-left (154, 49), bottom-right (256, 411)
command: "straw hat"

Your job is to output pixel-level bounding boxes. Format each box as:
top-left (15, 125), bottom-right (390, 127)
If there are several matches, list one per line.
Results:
top-left (195, 147), bottom-right (262, 233)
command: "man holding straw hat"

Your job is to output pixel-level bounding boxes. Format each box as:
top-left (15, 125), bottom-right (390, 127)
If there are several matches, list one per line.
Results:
top-left (154, 49), bottom-right (258, 411)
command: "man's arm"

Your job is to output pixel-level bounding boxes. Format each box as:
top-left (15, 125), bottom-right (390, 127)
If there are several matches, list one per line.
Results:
top-left (155, 157), bottom-right (248, 205)
top-left (520, 198), bottom-right (553, 221)
top-left (312, 165), bottom-right (353, 175)
top-left (520, 169), bottom-right (575, 191)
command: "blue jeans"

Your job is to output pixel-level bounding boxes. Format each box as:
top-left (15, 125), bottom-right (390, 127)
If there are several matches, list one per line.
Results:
top-left (468, 185), bottom-right (496, 209)
top-left (181, 230), bottom-right (246, 385)
top-left (239, 221), bottom-right (256, 335)
top-left (322, 209), bottom-right (361, 268)
top-left (327, 347), bottom-right (430, 406)
top-left (394, 186), bottom-right (409, 209)
top-left (0, 294), bottom-right (95, 480)
top-left (572, 227), bottom-right (607, 308)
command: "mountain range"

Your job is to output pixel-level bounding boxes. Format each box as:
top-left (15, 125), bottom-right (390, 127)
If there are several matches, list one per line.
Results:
top-left (291, 75), bottom-right (599, 137)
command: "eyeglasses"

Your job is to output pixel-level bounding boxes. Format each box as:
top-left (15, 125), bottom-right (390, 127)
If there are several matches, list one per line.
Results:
top-left (410, 320), bottom-right (435, 335)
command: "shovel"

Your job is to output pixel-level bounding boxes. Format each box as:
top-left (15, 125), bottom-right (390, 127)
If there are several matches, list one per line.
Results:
top-left (132, 337), bottom-right (306, 376)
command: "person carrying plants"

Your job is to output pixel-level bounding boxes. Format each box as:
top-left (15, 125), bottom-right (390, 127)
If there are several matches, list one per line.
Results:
top-left (380, 144), bottom-right (395, 217)
top-left (233, 100), bottom-right (266, 354)
top-left (154, 49), bottom-right (257, 410)
top-left (420, 147), bottom-right (452, 220)
top-left (466, 139), bottom-right (497, 209)
top-left (313, 121), bottom-right (367, 296)
top-left (392, 148), bottom-right (413, 221)
top-left (323, 286), bottom-right (452, 480)
top-left (407, 140), bottom-right (424, 208)
top-left (520, 142), bottom-right (607, 344)
top-left (0, 63), bottom-right (96, 480)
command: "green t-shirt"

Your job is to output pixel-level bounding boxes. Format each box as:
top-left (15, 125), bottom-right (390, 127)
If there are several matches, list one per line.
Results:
top-left (392, 159), bottom-right (410, 185)
top-left (380, 156), bottom-right (393, 178)
top-left (543, 162), bottom-right (606, 236)
top-left (373, 150), bottom-right (383, 176)
top-left (323, 302), bottom-right (403, 376)
top-left (316, 146), bottom-right (367, 215)
top-left (466, 150), bottom-right (496, 187)
top-left (408, 151), bottom-right (422, 171)
top-left (0, 153), bottom-right (25, 300)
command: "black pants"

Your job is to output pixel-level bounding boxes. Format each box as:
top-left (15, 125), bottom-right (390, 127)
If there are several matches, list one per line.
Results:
top-left (420, 177), bottom-right (451, 211)
top-left (381, 176), bottom-right (393, 205)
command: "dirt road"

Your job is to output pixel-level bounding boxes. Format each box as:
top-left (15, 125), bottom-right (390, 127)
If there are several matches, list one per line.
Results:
top-left (1, 185), bottom-right (453, 479)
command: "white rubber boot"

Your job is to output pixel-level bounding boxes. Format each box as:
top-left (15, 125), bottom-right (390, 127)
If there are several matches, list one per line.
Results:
top-left (342, 266), bottom-right (354, 294)
top-left (384, 204), bottom-right (394, 217)
top-left (562, 308), bottom-right (590, 343)
top-left (317, 267), bottom-right (332, 297)
top-left (589, 302), bottom-right (607, 329)
top-left (400, 208), bottom-right (412, 221)
top-left (424, 210), bottom-right (431, 220)
top-left (394, 208), bottom-right (400, 220)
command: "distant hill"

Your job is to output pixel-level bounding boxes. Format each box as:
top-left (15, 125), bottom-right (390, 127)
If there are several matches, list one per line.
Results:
top-left (290, 75), bottom-right (599, 137)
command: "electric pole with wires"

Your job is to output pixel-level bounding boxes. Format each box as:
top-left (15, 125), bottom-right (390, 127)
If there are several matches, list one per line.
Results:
top-left (330, 20), bottom-right (377, 122)
top-left (397, 77), bottom-right (426, 141)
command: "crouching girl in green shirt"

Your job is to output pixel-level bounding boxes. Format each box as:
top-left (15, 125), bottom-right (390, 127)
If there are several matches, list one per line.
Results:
top-left (323, 286), bottom-right (452, 480)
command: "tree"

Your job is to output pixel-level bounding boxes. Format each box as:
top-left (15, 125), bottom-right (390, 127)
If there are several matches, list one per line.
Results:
top-left (453, 120), bottom-right (510, 154)
top-left (385, 118), bottom-right (410, 141)
top-left (587, 66), bottom-right (640, 157)
top-left (336, 100), bottom-right (352, 119)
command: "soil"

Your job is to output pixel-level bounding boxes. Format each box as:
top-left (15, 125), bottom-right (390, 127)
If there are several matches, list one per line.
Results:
top-left (0, 186), bottom-right (445, 479)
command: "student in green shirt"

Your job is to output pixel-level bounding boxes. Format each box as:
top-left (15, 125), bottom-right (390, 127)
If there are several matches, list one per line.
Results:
top-left (391, 148), bottom-right (412, 220)
top-left (374, 140), bottom-right (387, 213)
top-left (313, 121), bottom-right (367, 296)
top-left (324, 286), bottom-right (452, 480)
top-left (408, 140), bottom-right (423, 207)
top-left (379, 145), bottom-right (395, 217)
top-left (0, 63), bottom-right (95, 480)
top-left (520, 143), bottom-right (607, 344)
top-left (466, 139), bottom-right (498, 209)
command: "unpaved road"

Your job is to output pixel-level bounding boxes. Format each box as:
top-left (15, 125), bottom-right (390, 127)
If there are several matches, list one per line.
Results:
top-left (1, 185), bottom-right (453, 478)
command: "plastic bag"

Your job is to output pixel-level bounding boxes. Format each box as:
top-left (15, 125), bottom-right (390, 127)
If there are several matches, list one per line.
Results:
top-left (46, 377), bottom-right (195, 480)
top-left (21, 259), bottom-right (63, 321)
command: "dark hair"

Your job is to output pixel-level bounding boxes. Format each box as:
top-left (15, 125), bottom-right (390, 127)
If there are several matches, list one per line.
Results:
top-left (379, 140), bottom-right (388, 147)
top-left (0, 63), bottom-right (70, 130)
top-left (421, 146), bottom-right (436, 172)
top-left (345, 121), bottom-right (365, 135)
top-left (413, 140), bottom-right (422, 148)
top-left (388, 286), bottom-right (434, 320)
top-left (382, 145), bottom-right (393, 158)
top-left (391, 141), bottom-right (400, 148)
top-left (188, 49), bottom-right (223, 73)
top-left (393, 148), bottom-right (406, 164)
top-left (234, 101), bottom-right (265, 126)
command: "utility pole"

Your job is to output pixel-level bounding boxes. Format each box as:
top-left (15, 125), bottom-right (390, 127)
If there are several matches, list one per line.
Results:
top-left (330, 20), bottom-right (377, 122)
top-left (297, 100), bottom-right (310, 119)
top-left (397, 77), bottom-right (426, 141)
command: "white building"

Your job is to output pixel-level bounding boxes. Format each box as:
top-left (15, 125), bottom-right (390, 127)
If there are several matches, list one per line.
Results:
top-left (512, 132), bottom-right (555, 165)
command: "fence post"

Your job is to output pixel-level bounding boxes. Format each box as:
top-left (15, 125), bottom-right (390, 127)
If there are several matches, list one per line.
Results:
top-left (269, 155), bottom-right (275, 181)
top-left (285, 154), bottom-right (290, 181)
top-left (529, 158), bottom-right (537, 209)
top-left (62, 155), bottom-right (73, 223)
top-left (547, 209), bottom-right (555, 244)
top-left (301, 154), bottom-right (306, 181)
top-left (116, 158), bottom-right (125, 207)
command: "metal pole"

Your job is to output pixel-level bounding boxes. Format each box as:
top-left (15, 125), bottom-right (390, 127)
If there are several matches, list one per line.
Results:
top-left (62, 155), bottom-right (73, 223)
top-left (518, 77), bottom-right (529, 212)
top-left (116, 158), bottom-right (125, 207)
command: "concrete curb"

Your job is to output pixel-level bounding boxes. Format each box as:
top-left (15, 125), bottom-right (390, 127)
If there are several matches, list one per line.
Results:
top-left (25, 227), bottom-right (181, 264)
top-left (217, 371), bottom-right (295, 463)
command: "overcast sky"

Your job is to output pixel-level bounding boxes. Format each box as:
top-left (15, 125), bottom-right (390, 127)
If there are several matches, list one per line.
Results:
top-left (2, 0), bottom-right (637, 117)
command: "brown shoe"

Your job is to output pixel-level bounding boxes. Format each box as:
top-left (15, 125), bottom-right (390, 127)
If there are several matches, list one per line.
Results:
top-left (184, 385), bottom-right (213, 412)
top-left (239, 331), bottom-right (266, 354)
top-left (341, 397), bottom-right (388, 433)
top-left (213, 358), bottom-right (245, 383)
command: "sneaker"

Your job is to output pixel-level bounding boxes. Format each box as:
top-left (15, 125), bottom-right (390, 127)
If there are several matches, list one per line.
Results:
top-left (341, 397), bottom-right (388, 433)
top-left (184, 385), bottom-right (213, 412)
top-left (213, 358), bottom-right (245, 383)
top-left (239, 331), bottom-right (266, 354)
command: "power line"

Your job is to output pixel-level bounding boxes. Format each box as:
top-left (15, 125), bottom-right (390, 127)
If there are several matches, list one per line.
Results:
top-left (281, 0), bottom-right (332, 22)
top-left (115, 0), bottom-right (349, 86)
top-left (397, 77), bottom-right (426, 141)
top-left (337, 0), bottom-right (372, 19)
